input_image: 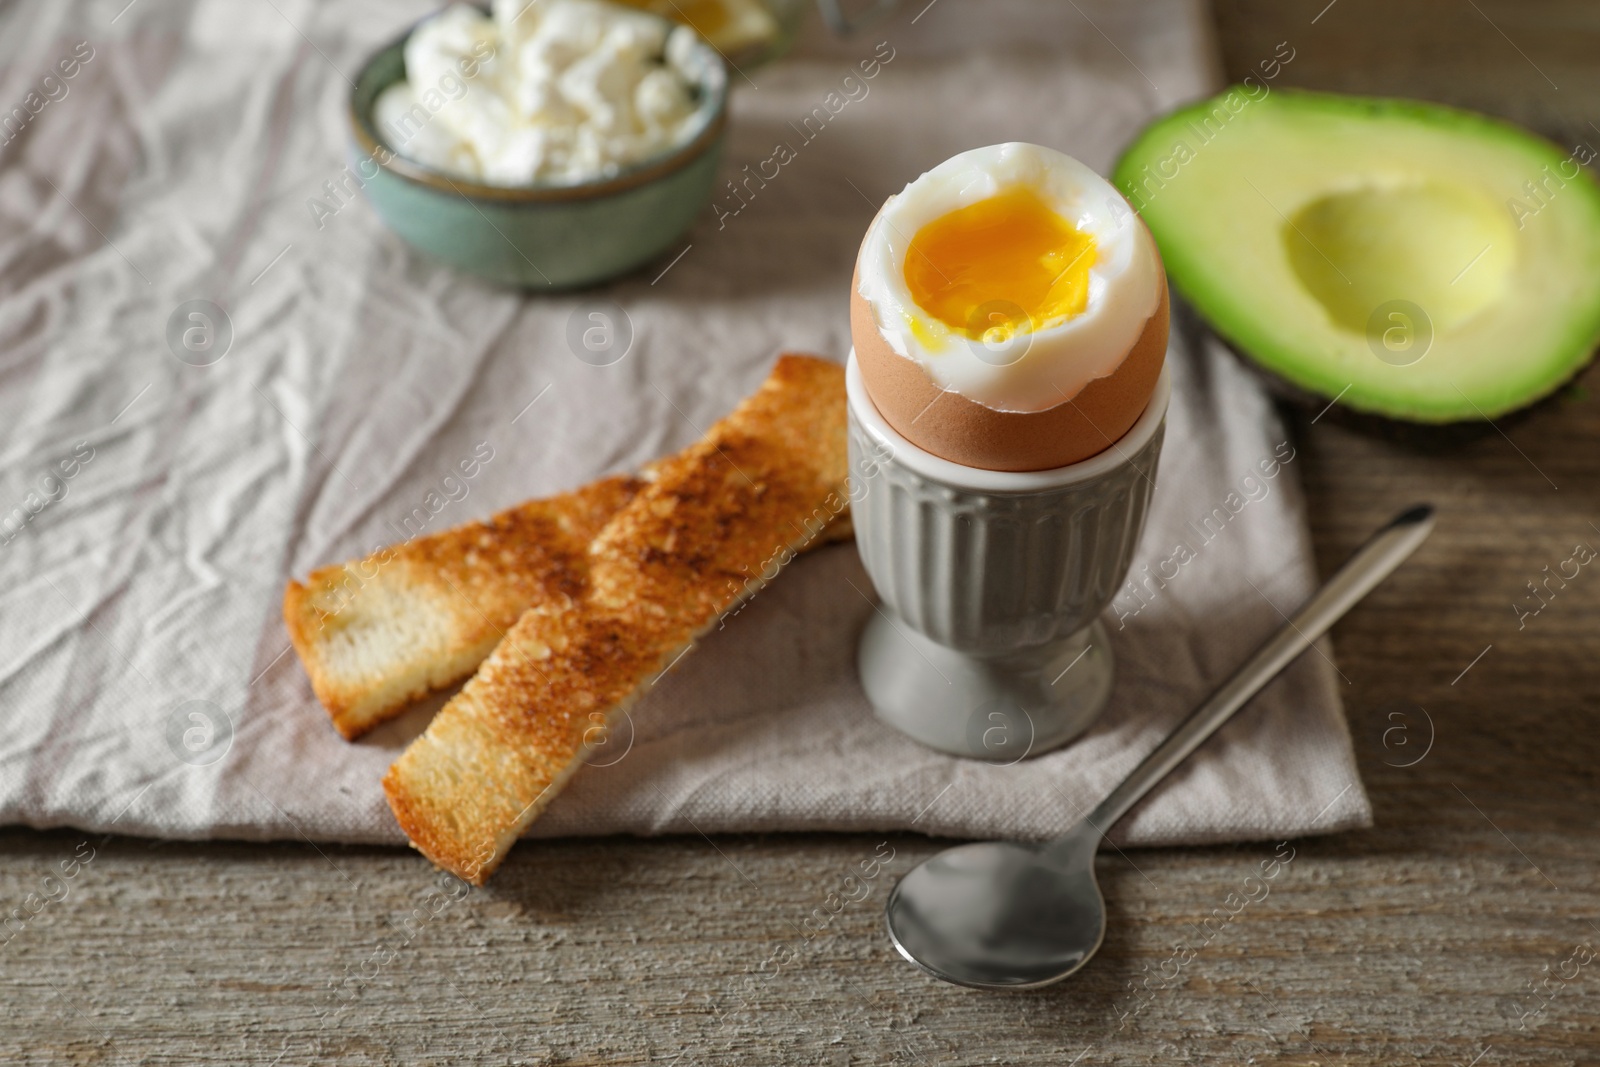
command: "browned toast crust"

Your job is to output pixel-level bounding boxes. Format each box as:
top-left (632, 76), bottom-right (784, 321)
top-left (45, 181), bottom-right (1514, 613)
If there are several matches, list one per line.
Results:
top-left (383, 355), bottom-right (849, 883)
top-left (283, 474), bottom-right (642, 739)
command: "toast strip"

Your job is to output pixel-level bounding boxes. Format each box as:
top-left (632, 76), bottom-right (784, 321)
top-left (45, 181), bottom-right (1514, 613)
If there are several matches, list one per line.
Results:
top-left (283, 475), bottom-right (642, 739)
top-left (383, 355), bottom-right (849, 883)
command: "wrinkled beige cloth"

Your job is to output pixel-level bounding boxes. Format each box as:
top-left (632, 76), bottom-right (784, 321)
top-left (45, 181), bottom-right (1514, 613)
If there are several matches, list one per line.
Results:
top-left (0, 0), bottom-right (1370, 848)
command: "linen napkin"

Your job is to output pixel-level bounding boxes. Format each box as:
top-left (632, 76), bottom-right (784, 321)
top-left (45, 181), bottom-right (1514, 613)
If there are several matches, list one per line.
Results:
top-left (0, 0), bottom-right (1370, 848)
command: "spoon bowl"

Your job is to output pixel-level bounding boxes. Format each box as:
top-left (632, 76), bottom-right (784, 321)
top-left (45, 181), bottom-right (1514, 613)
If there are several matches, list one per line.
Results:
top-left (885, 832), bottom-right (1104, 990)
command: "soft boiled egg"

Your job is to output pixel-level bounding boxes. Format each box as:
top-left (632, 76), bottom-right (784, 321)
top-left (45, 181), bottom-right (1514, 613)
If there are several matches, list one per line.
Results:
top-left (851, 142), bottom-right (1169, 471)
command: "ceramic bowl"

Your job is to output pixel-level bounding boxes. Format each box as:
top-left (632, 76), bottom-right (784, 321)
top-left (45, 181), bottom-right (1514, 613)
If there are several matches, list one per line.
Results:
top-left (346, 14), bottom-right (727, 290)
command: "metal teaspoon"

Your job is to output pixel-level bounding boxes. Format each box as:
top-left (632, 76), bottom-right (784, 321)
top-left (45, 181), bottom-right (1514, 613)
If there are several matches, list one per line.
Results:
top-left (884, 504), bottom-right (1436, 990)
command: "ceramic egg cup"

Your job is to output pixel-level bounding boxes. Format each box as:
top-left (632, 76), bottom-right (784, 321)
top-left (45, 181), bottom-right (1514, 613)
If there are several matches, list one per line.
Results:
top-left (847, 353), bottom-right (1170, 761)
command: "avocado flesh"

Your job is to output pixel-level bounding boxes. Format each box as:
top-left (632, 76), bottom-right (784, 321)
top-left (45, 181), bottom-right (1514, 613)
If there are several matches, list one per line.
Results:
top-left (1113, 90), bottom-right (1600, 423)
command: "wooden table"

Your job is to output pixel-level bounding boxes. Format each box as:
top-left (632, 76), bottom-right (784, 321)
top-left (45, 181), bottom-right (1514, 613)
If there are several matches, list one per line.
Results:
top-left (6, 2), bottom-right (1599, 1062)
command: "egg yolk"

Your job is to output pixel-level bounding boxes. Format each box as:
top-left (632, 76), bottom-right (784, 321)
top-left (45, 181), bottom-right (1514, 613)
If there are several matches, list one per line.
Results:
top-left (903, 187), bottom-right (1097, 344)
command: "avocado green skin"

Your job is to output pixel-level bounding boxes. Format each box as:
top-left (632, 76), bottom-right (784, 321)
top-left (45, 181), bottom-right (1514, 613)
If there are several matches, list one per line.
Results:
top-left (1211, 323), bottom-right (1556, 450)
top-left (347, 33), bottom-right (723, 291)
top-left (1114, 89), bottom-right (1600, 425)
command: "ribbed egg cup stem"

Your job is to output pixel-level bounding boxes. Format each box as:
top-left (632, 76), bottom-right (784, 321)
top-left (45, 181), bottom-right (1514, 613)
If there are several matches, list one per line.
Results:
top-left (846, 353), bottom-right (1170, 762)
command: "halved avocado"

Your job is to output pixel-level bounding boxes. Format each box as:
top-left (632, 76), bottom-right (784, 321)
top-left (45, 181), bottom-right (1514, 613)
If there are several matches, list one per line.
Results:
top-left (1113, 89), bottom-right (1600, 424)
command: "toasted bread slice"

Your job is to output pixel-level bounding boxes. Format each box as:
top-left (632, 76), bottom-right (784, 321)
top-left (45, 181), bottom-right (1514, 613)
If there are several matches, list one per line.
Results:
top-left (383, 354), bottom-right (849, 883)
top-left (284, 475), bottom-right (643, 739)
top-left (285, 472), bottom-right (850, 742)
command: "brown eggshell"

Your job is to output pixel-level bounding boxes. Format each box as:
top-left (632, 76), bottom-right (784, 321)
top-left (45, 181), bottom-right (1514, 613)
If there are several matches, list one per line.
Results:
top-left (852, 264), bottom-right (1169, 472)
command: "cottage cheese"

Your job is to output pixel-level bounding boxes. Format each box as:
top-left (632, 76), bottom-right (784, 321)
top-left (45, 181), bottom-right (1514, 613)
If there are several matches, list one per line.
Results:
top-left (374, 0), bottom-right (716, 186)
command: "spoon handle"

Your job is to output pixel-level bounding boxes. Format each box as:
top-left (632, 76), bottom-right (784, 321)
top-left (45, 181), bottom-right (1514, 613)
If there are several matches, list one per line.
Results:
top-left (1083, 503), bottom-right (1436, 834)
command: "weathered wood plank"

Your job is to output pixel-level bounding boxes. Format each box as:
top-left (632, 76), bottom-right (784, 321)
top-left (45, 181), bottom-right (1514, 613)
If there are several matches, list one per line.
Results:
top-left (6, 2), bottom-right (1600, 1064)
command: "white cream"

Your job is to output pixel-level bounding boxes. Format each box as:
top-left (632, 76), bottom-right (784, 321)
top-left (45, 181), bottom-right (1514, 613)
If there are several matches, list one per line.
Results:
top-left (856, 143), bottom-right (1161, 414)
top-left (374, 0), bottom-right (717, 187)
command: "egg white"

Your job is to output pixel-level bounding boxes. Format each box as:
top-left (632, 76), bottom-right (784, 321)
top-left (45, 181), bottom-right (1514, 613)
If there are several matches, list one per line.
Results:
top-left (856, 142), bottom-right (1161, 414)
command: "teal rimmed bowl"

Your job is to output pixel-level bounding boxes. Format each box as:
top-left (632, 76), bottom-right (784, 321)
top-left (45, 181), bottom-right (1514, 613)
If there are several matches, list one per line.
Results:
top-left (347, 14), bottom-right (727, 290)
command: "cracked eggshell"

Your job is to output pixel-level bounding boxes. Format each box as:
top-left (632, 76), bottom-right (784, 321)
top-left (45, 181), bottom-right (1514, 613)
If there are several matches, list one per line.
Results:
top-left (851, 264), bottom-right (1169, 472)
